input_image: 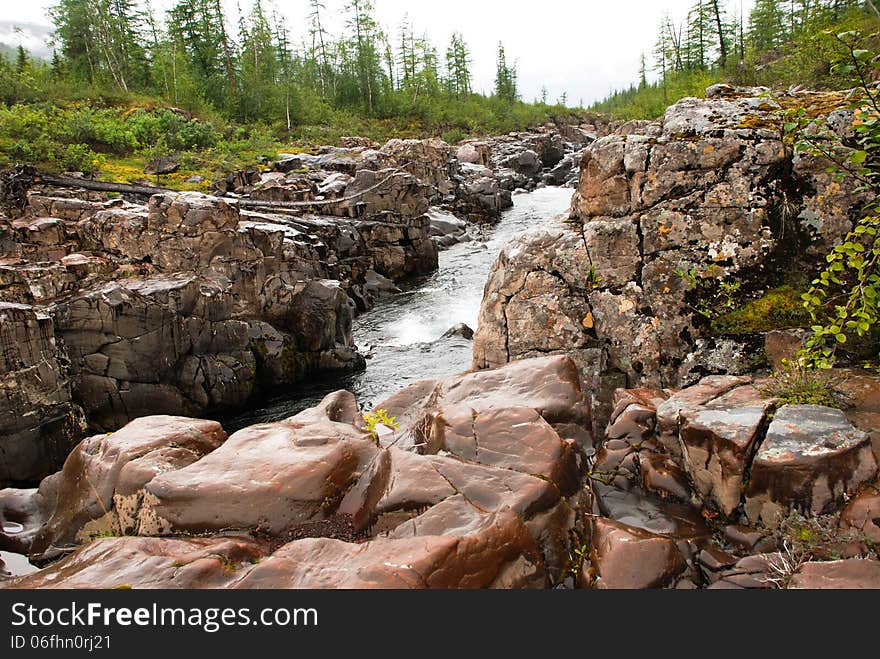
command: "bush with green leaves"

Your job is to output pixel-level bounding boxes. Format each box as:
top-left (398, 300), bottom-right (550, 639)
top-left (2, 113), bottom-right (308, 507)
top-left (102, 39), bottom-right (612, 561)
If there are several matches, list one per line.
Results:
top-left (791, 31), bottom-right (880, 370)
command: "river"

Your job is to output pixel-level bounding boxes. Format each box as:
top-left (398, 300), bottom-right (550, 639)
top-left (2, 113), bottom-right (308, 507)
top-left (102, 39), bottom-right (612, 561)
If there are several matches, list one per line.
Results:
top-left (223, 186), bottom-right (573, 430)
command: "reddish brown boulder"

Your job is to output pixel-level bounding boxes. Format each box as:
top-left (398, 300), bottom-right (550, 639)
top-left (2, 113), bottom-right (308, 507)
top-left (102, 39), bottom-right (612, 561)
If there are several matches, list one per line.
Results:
top-left (588, 517), bottom-right (687, 589)
top-left (744, 405), bottom-right (878, 528)
top-left (146, 392), bottom-right (377, 537)
top-left (680, 404), bottom-right (770, 516)
top-left (425, 406), bottom-right (580, 493)
top-left (789, 559), bottom-right (880, 589)
top-left (0, 416), bottom-right (225, 559)
top-left (840, 483), bottom-right (880, 545)
top-left (0, 535), bottom-right (265, 590)
top-left (234, 507), bottom-right (544, 589)
top-left (655, 376), bottom-right (752, 456)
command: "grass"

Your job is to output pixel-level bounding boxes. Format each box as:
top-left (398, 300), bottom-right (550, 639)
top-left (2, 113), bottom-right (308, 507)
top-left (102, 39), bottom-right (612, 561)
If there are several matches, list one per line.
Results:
top-left (759, 359), bottom-right (844, 409)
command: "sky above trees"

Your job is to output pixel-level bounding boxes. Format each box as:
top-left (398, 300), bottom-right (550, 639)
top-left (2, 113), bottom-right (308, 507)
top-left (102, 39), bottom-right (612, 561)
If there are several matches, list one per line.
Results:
top-left (1, 0), bottom-right (756, 106)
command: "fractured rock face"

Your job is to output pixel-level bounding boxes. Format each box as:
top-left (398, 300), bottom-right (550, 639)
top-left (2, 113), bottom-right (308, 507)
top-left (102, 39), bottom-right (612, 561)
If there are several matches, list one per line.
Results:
top-left (473, 87), bottom-right (862, 433)
top-left (744, 405), bottom-right (878, 528)
top-left (0, 302), bottom-right (86, 484)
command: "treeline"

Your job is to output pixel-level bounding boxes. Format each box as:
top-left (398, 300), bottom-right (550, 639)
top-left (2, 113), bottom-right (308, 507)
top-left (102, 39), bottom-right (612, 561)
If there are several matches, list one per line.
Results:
top-left (0, 0), bottom-right (565, 136)
top-left (592, 0), bottom-right (876, 120)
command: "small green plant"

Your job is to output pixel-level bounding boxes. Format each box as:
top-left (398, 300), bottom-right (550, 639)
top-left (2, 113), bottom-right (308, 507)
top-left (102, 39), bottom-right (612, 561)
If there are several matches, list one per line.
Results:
top-left (586, 265), bottom-right (603, 290)
top-left (759, 359), bottom-right (843, 409)
top-left (676, 266), bottom-right (741, 320)
top-left (362, 408), bottom-right (400, 438)
top-left (562, 540), bottom-right (589, 584)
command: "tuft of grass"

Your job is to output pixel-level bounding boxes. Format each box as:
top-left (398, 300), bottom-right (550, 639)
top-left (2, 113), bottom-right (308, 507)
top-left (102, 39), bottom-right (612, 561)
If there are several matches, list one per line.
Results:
top-left (759, 359), bottom-right (844, 409)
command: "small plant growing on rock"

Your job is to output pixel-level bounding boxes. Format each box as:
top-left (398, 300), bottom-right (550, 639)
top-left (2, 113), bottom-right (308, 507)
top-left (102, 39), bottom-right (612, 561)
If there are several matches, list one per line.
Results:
top-left (362, 408), bottom-right (399, 439)
top-left (760, 359), bottom-right (844, 409)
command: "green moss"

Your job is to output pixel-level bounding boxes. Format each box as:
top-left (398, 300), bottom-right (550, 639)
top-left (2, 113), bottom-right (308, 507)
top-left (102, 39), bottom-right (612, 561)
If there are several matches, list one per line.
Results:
top-left (711, 286), bottom-right (812, 336)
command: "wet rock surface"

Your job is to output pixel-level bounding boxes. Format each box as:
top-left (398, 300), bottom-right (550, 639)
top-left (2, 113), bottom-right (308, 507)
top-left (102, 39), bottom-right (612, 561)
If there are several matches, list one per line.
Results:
top-left (1, 356), bottom-right (590, 589)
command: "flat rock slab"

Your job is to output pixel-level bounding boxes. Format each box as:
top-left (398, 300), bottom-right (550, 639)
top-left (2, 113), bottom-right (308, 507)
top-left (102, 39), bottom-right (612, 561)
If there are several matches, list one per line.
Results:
top-left (680, 405), bottom-right (770, 516)
top-left (745, 405), bottom-right (878, 527)
top-left (789, 559), bottom-right (880, 589)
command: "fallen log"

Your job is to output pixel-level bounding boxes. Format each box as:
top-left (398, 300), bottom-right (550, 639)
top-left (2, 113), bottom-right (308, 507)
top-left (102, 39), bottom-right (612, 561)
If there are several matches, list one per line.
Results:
top-left (28, 169), bottom-right (406, 212)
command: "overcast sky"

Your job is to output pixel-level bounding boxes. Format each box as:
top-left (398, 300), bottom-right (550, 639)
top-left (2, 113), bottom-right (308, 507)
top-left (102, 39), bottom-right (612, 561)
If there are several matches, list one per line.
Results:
top-left (0, 0), bottom-right (756, 105)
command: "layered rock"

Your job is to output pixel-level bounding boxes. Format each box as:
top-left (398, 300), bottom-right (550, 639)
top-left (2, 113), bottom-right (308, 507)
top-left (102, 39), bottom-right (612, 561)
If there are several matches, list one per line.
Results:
top-left (0, 302), bottom-right (85, 483)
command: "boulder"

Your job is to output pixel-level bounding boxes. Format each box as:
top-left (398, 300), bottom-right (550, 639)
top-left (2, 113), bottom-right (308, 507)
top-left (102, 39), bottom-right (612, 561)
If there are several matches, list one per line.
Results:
top-left (588, 517), bottom-right (687, 589)
top-left (0, 535), bottom-right (266, 589)
top-left (679, 403), bottom-right (772, 516)
top-left (789, 559), bottom-right (880, 589)
top-left (144, 156), bottom-right (179, 176)
top-left (235, 507), bottom-right (545, 589)
top-left (744, 405), bottom-right (878, 528)
top-left (145, 392), bottom-right (376, 537)
top-left (839, 483), bottom-right (880, 544)
top-left (0, 416), bottom-right (225, 559)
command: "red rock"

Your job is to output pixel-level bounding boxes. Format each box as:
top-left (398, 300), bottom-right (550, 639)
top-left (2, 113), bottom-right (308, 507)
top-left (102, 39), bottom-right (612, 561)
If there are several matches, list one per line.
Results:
top-left (426, 406), bottom-right (580, 493)
top-left (789, 559), bottom-right (880, 589)
top-left (234, 507), bottom-right (544, 589)
top-left (146, 393), bottom-right (377, 537)
top-left (839, 484), bottom-right (880, 544)
top-left (680, 404), bottom-right (770, 516)
top-left (0, 416), bottom-right (225, 559)
top-left (655, 376), bottom-right (752, 456)
top-left (589, 517), bottom-right (687, 589)
top-left (0, 535), bottom-right (266, 589)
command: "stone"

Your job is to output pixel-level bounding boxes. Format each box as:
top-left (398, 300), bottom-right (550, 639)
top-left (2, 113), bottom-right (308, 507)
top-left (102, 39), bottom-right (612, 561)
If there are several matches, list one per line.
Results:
top-left (589, 517), bottom-right (687, 589)
top-left (679, 404), bottom-right (771, 516)
top-left (144, 156), bottom-right (179, 176)
top-left (0, 535), bottom-right (266, 589)
top-left (440, 323), bottom-right (474, 340)
top-left (839, 483), bottom-right (880, 544)
top-left (0, 416), bottom-right (225, 559)
top-left (789, 559), bottom-right (880, 589)
top-left (145, 392), bottom-right (377, 537)
top-left (234, 508), bottom-right (545, 589)
top-left (744, 405), bottom-right (878, 527)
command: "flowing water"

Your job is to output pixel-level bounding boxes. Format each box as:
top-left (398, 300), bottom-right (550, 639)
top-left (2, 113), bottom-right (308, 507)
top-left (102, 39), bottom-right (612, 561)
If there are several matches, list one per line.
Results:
top-left (224, 186), bottom-right (573, 431)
